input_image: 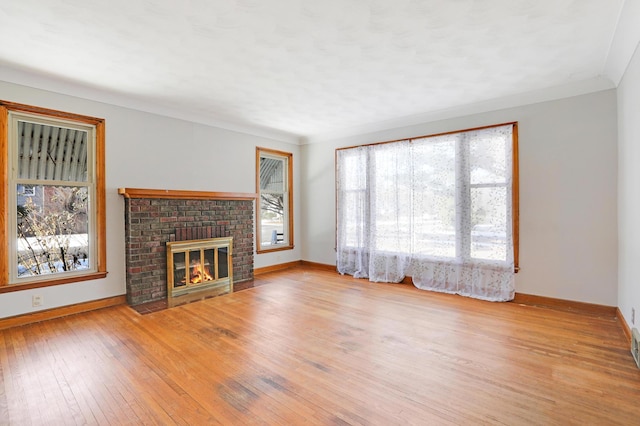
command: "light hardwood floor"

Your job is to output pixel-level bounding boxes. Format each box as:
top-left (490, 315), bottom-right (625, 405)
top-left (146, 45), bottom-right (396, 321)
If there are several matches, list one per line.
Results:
top-left (1, 266), bottom-right (639, 425)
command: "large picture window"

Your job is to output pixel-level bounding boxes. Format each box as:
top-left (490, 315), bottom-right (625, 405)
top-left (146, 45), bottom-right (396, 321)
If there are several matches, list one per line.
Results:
top-left (0, 101), bottom-right (106, 291)
top-left (256, 147), bottom-right (293, 253)
top-left (336, 123), bottom-right (518, 301)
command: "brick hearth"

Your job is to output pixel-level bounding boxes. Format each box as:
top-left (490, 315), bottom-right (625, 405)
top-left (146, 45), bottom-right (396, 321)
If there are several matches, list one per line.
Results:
top-left (119, 188), bottom-right (256, 306)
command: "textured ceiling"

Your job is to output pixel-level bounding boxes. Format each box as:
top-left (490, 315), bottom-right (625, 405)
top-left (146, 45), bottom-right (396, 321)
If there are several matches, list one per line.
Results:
top-left (0, 0), bottom-right (626, 142)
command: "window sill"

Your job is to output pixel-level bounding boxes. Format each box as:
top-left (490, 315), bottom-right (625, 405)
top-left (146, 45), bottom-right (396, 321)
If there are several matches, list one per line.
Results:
top-left (0, 271), bottom-right (108, 294)
top-left (257, 245), bottom-right (294, 254)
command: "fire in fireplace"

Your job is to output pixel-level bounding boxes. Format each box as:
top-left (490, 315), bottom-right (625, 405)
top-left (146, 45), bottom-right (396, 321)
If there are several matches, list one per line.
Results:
top-left (166, 237), bottom-right (233, 299)
top-left (185, 260), bottom-right (213, 284)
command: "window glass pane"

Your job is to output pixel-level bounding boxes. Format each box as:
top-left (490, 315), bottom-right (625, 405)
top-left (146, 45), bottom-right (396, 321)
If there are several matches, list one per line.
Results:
top-left (469, 131), bottom-right (507, 185)
top-left (340, 149), bottom-right (367, 191)
top-left (412, 138), bottom-right (457, 258)
top-left (371, 144), bottom-right (411, 253)
top-left (16, 185), bottom-right (90, 278)
top-left (260, 193), bottom-right (285, 246)
top-left (471, 187), bottom-right (507, 261)
top-left (337, 148), bottom-right (367, 248)
top-left (343, 191), bottom-right (366, 247)
top-left (17, 184), bottom-right (36, 196)
top-left (17, 120), bottom-right (88, 182)
top-left (260, 157), bottom-right (285, 192)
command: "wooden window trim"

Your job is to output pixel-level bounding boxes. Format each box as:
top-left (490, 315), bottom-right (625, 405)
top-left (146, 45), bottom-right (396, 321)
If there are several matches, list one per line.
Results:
top-left (0, 100), bottom-right (107, 292)
top-left (512, 123), bottom-right (520, 272)
top-left (256, 147), bottom-right (294, 254)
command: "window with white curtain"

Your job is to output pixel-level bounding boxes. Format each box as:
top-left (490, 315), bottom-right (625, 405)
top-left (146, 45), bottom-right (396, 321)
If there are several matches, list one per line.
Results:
top-left (336, 123), bottom-right (518, 301)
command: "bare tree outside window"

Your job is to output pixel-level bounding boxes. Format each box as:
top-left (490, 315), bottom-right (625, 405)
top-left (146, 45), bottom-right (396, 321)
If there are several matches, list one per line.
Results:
top-left (16, 186), bottom-right (89, 277)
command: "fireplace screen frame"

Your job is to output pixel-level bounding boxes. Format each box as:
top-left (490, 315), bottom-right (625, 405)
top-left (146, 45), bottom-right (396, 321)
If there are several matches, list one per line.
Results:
top-left (166, 237), bottom-right (233, 299)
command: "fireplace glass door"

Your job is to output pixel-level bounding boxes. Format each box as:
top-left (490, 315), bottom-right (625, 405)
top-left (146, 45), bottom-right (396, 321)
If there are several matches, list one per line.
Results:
top-left (218, 247), bottom-right (229, 279)
top-left (167, 237), bottom-right (233, 298)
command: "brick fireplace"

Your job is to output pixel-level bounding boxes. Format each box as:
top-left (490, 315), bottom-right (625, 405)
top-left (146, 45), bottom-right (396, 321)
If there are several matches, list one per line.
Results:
top-left (118, 188), bottom-right (256, 306)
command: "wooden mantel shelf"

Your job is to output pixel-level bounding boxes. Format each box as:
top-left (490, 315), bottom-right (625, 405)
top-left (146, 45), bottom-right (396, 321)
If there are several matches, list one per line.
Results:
top-left (118, 188), bottom-right (257, 200)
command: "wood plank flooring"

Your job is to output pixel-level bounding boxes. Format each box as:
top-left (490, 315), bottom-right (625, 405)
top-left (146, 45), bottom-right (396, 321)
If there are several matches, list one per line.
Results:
top-left (1, 266), bottom-right (639, 425)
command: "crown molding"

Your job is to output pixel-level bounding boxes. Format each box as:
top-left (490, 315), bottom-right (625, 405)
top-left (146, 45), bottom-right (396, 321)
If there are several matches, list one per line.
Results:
top-left (603, 0), bottom-right (640, 86)
top-left (302, 76), bottom-right (616, 144)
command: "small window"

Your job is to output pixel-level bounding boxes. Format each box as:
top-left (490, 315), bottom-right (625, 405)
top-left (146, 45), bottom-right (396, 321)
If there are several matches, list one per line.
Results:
top-left (256, 147), bottom-right (293, 252)
top-left (0, 100), bottom-right (107, 291)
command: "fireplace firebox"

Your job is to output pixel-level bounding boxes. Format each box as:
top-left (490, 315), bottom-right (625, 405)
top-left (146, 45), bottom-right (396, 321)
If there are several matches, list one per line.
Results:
top-left (166, 237), bottom-right (233, 299)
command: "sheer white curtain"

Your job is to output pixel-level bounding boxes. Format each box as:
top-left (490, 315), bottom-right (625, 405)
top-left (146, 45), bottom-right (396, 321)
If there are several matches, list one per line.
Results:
top-left (336, 146), bottom-right (370, 278)
top-left (336, 124), bottom-right (515, 302)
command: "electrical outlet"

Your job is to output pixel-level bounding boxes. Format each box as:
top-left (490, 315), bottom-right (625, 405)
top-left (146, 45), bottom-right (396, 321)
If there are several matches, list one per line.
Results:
top-left (633, 308), bottom-right (636, 325)
top-left (32, 295), bottom-right (43, 307)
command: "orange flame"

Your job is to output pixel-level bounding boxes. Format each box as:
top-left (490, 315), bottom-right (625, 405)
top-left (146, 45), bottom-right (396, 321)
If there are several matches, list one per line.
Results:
top-left (190, 260), bottom-right (213, 284)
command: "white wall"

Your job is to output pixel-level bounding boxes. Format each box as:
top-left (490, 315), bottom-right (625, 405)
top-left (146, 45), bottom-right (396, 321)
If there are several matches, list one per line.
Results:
top-left (0, 78), bottom-right (622, 318)
top-left (0, 80), bottom-right (300, 319)
top-left (301, 90), bottom-right (618, 306)
top-left (618, 42), bottom-right (640, 329)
